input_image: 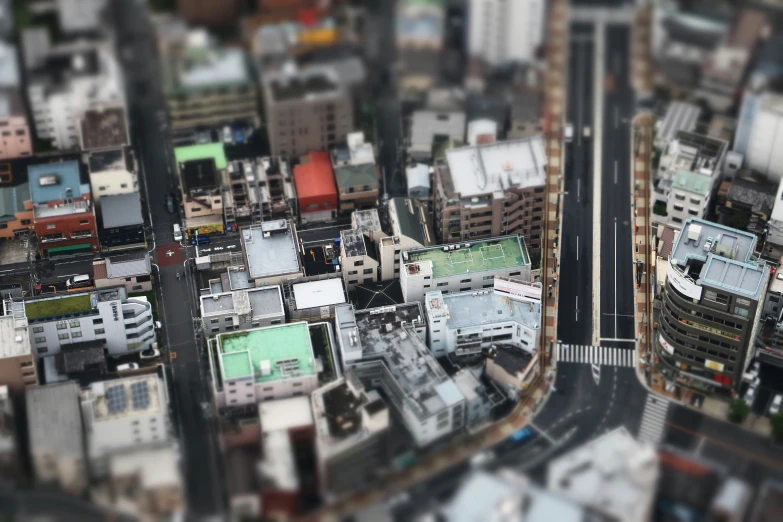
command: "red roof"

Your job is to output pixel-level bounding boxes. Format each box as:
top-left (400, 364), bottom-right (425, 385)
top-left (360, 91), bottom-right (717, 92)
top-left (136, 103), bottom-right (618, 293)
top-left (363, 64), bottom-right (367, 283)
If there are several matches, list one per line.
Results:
top-left (293, 152), bottom-right (338, 209)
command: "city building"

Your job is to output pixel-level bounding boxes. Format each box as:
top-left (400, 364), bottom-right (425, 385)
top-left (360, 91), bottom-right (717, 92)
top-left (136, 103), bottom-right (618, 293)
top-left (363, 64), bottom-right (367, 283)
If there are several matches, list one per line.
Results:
top-left (335, 303), bottom-right (472, 447)
top-left (80, 372), bottom-right (171, 476)
top-left (28, 160), bottom-right (99, 257)
top-left (424, 278), bottom-right (542, 358)
top-left (286, 278), bottom-right (347, 322)
top-left (262, 64), bottom-right (354, 158)
top-left (241, 220), bottom-right (304, 286)
top-left (451, 369), bottom-right (492, 428)
top-left (733, 91), bottom-right (783, 183)
top-left (26, 381), bottom-right (88, 495)
top-left (210, 322), bottom-right (319, 409)
top-left (87, 147), bottom-right (138, 205)
top-left (655, 101), bottom-right (701, 150)
top-left (251, 15), bottom-right (340, 74)
top-left (99, 192), bottom-right (145, 251)
top-left (408, 110), bottom-right (466, 162)
top-left (406, 163), bottom-right (431, 200)
top-left (0, 299), bottom-right (37, 396)
top-left (547, 427), bottom-right (659, 522)
top-left (311, 370), bottom-right (390, 495)
top-left (93, 251), bottom-right (153, 294)
top-left (485, 344), bottom-right (540, 398)
top-left (200, 285), bottom-right (285, 336)
top-left (432, 137), bottom-right (547, 253)
top-left (400, 235), bottom-right (531, 303)
top-left (339, 229), bottom-right (379, 290)
top-left (331, 132), bottom-right (379, 212)
top-left (174, 142), bottom-right (226, 236)
top-left (657, 219), bottom-right (768, 391)
top-left (40, 340), bottom-right (108, 384)
top-left (665, 169), bottom-right (713, 227)
top-left (23, 32), bottom-right (125, 150)
top-left (396, 0), bottom-right (445, 95)
top-left (54, 0), bottom-right (110, 34)
top-left (106, 443), bottom-right (184, 521)
top-left (716, 173), bottom-right (776, 237)
top-left (177, 0), bottom-right (242, 29)
top-left (0, 43), bottom-right (32, 160)
top-left (652, 131), bottom-right (728, 226)
top-left (762, 178), bottom-right (783, 261)
top-left (467, 0), bottom-right (545, 68)
top-left (162, 30), bottom-right (259, 132)
top-left (225, 157), bottom-right (261, 228)
top-left (0, 173), bottom-right (33, 240)
top-left (256, 157), bottom-right (297, 222)
top-left (378, 197), bottom-right (433, 281)
top-left (293, 151), bottom-right (338, 224)
top-left (78, 107), bottom-right (129, 152)
top-left (0, 385), bottom-right (17, 481)
top-left (24, 286), bottom-right (156, 358)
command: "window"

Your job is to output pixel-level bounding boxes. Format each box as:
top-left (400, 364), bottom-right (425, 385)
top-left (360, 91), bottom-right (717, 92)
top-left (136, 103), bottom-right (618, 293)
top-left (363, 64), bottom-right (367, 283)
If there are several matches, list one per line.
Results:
top-left (121, 184), bottom-right (128, 188)
top-left (363, 268), bottom-right (373, 274)
top-left (58, 333), bottom-right (69, 340)
top-left (460, 278), bottom-right (471, 283)
top-left (348, 270), bottom-right (357, 275)
top-left (35, 336), bottom-right (46, 343)
top-left (37, 347), bottom-right (48, 354)
top-left (354, 260), bottom-right (364, 266)
top-left (72, 331), bottom-right (82, 338)
top-left (95, 328), bottom-right (105, 334)
top-left (69, 320), bottom-right (80, 328)
top-left (690, 198), bottom-right (701, 205)
top-left (46, 224), bottom-right (56, 230)
top-left (93, 318), bottom-right (103, 324)
top-left (733, 307), bottom-right (749, 318)
top-left (483, 275), bottom-right (494, 280)
top-left (80, 220), bottom-right (89, 225)
top-left (688, 209), bottom-right (698, 216)
top-left (674, 194), bottom-right (685, 201)
top-left (460, 287), bottom-right (470, 291)
top-left (21, 219), bottom-right (30, 225)
top-left (56, 323), bottom-right (67, 330)
top-left (225, 317), bottom-right (233, 323)
top-left (33, 326), bottom-right (43, 333)
top-left (509, 272), bottom-right (521, 277)
top-left (672, 217), bottom-right (683, 224)
top-left (673, 204), bottom-right (684, 212)
top-left (271, 320), bottom-right (281, 325)
top-left (437, 282), bottom-right (448, 287)
top-left (210, 319), bottom-right (219, 324)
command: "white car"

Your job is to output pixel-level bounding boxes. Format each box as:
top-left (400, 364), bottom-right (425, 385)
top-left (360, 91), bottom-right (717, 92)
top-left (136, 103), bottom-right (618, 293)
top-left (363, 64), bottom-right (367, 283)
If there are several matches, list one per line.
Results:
top-left (173, 223), bottom-right (183, 241)
top-left (117, 362), bottom-right (139, 372)
top-left (745, 383), bottom-right (759, 404)
top-left (140, 347), bottom-right (160, 360)
top-left (770, 394), bottom-right (782, 416)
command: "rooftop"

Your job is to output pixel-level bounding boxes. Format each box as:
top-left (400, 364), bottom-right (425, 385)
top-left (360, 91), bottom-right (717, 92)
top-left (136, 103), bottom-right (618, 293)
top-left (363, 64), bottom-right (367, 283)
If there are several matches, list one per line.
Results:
top-left (79, 107), bottom-right (128, 150)
top-left (442, 136), bottom-right (547, 199)
top-left (333, 163), bottom-right (377, 190)
top-left (53, 341), bottom-right (107, 375)
top-left (427, 288), bottom-right (541, 337)
top-left (405, 163), bottom-right (431, 190)
top-left (670, 219), bottom-right (767, 298)
top-left (104, 251), bottom-right (151, 279)
top-left (390, 197), bottom-right (428, 246)
top-left (726, 176), bottom-right (777, 215)
top-left (85, 374), bottom-right (163, 421)
top-left (488, 344), bottom-right (535, 375)
top-left (293, 151), bottom-right (337, 202)
top-left (25, 293), bottom-right (93, 321)
top-left (292, 278), bottom-right (346, 310)
top-left (351, 208), bottom-right (381, 235)
top-left (26, 381), bottom-right (84, 459)
top-left (657, 102), bottom-right (701, 146)
top-left (174, 142), bottom-right (227, 171)
top-left (259, 396), bottom-right (313, 433)
top-left (101, 192), bottom-right (143, 229)
top-left (109, 443), bottom-right (181, 489)
top-left (671, 169), bottom-right (712, 197)
top-left (28, 160), bottom-right (86, 203)
top-left (242, 221), bottom-right (301, 280)
top-left (0, 182), bottom-right (30, 223)
top-left (404, 235), bottom-right (529, 279)
top-left (0, 310), bottom-right (30, 359)
top-left (340, 229), bottom-right (370, 258)
top-left (88, 147), bottom-right (130, 173)
top-left (662, 131), bottom-right (727, 177)
top-left (201, 285), bottom-right (284, 318)
top-left (264, 66), bottom-right (343, 103)
top-left (410, 110), bottom-right (466, 155)
top-left (353, 280), bottom-right (405, 310)
top-left (218, 322), bottom-right (315, 383)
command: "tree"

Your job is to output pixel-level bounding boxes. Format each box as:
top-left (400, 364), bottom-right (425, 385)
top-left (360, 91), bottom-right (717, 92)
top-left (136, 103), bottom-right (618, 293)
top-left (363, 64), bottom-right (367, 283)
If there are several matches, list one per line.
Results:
top-left (729, 398), bottom-right (750, 424)
top-left (770, 413), bottom-right (783, 443)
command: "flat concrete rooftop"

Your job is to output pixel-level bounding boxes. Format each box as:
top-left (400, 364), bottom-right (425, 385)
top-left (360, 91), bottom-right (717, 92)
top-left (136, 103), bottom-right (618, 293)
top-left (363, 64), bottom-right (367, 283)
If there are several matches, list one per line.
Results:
top-left (437, 289), bottom-right (541, 332)
top-left (242, 221), bottom-right (300, 280)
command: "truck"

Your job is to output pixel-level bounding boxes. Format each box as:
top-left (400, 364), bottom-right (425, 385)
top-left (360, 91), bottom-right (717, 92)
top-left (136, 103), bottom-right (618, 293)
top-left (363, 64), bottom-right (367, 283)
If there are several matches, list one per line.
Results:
top-left (564, 123), bottom-right (574, 142)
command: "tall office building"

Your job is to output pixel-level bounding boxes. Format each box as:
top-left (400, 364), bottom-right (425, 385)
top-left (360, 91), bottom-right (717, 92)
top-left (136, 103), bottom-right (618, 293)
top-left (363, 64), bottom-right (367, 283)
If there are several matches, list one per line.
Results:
top-left (467, 0), bottom-right (545, 67)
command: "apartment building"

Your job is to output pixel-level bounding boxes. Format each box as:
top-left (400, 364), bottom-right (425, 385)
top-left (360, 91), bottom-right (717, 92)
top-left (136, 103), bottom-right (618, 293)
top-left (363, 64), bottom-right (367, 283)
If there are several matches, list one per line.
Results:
top-left (210, 322), bottom-right (319, 409)
top-left (311, 371), bottom-right (390, 495)
top-left (734, 90), bottom-right (783, 183)
top-left (0, 299), bottom-right (37, 396)
top-left (81, 372), bottom-right (171, 476)
top-left (24, 286), bottom-right (156, 358)
top-left (93, 251), bottom-right (153, 294)
top-left (657, 219), bottom-right (768, 391)
top-left (408, 110), bottom-right (466, 162)
top-left (432, 137), bottom-right (546, 254)
top-left (26, 381), bottom-right (87, 495)
top-left (256, 157), bottom-right (297, 222)
top-left (174, 142), bottom-right (226, 236)
top-left (655, 102), bottom-right (701, 150)
top-left (262, 64), bottom-right (354, 158)
top-left (293, 151), bottom-right (338, 224)
top-left (339, 229), bottom-right (379, 290)
top-left (400, 235), bottom-right (531, 303)
top-left (378, 197), bottom-right (433, 281)
top-left (100, 192), bottom-right (145, 251)
top-left (87, 147), bottom-right (138, 205)
top-left (28, 160), bottom-right (99, 258)
top-left (331, 132), bottom-right (379, 212)
top-left (78, 107), bottom-right (129, 152)
top-left (396, 0), bottom-right (445, 95)
top-left (242, 220), bottom-right (304, 286)
top-left (200, 285), bottom-right (285, 336)
top-left (467, 0), bottom-right (545, 67)
top-left (424, 279), bottom-right (542, 358)
top-left (335, 303), bottom-right (486, 447)
top-left (286, 278), bottom-right (347, 322)
top-left (162, 30), bottom-right (259, 132)
top-left (665, 170), bottom-right (712, 227)
top-left (23, 31), bottom-right (125, 150)
top-left (0, 42), bottom-right (32, 160)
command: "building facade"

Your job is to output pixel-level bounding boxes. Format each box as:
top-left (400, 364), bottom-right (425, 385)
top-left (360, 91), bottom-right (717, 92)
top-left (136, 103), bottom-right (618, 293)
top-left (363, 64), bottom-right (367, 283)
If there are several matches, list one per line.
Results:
top-left (331, 132), bottom-right (379, 212)
top-left (467, 0), bottom-right (545, 67)
top-left (294, 151), bottom-right (338, 224)
top-left (657, 219), bottom-right (767, 391)
top-left (339, 229), bottom-right (379, 290)
top-left (93, 251), bottom-right (153, 294)
top-left (378, 198), bottom-right (433, 281)
top-left (200, 285), bottom-right (285, 336)
top-left (87, 147), bottom-right (137, 205)
top-left (174, 142), bottom-right (227, 236)
top-left (0, 299), bottom-right (37, 396)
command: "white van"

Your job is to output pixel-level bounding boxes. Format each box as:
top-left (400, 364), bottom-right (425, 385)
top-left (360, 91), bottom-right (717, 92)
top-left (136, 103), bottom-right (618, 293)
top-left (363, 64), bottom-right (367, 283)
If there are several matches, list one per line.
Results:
top-left (173, 223), bottom-right (183, 241)
top-left (66, 274), bottom-right (91, 289)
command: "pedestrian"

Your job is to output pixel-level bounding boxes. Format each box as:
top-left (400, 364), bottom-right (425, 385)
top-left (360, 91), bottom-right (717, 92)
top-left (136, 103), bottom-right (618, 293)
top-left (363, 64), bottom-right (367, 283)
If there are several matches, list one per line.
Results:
top-left (553, 276), bottom-right (557, 284)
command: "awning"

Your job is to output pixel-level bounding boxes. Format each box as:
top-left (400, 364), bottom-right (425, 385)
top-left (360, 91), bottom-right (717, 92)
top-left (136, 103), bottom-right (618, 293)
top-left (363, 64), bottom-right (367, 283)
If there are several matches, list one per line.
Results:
top-left (47, 243), bottom-right (92, 255)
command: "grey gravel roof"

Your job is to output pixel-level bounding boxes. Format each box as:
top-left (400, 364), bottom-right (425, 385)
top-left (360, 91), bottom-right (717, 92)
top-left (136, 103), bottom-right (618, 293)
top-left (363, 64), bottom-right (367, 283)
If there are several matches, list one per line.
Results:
top-left (101, 192), bottom-right (144, 229)
top-left (106, 250), bottom-right (151, 278)
top-left (726, 177), bottom-right (776, 216)
top-left (26, 381), bottom-right (84, 459)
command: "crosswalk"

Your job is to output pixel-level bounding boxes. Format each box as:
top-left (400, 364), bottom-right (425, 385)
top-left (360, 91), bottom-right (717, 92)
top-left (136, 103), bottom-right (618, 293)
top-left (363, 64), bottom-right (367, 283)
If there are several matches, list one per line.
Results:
top-left (638, 394), bottom-right (670, 445)
top-left (554, 344), bottom-right (635, 367)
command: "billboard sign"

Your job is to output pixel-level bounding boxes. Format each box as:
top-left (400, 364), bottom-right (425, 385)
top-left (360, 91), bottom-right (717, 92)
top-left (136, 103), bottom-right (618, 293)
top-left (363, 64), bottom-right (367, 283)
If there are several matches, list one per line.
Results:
top-left (667, 265), bottom-right (703, 300)
top-left (494, 277), bottom-right (542, 301)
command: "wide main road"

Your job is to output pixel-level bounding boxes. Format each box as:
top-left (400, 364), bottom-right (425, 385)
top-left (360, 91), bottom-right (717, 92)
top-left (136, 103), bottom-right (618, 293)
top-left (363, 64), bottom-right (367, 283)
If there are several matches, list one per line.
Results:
top-left (599, 24), bottom-right (636, 348)
top-left (557, 22), bottom-right (595, 346)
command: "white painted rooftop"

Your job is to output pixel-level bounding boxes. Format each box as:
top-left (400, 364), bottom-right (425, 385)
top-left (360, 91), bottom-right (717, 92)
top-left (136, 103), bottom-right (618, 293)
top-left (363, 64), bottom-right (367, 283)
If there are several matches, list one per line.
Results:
top-left (292, 278), bottom-right (346, 310)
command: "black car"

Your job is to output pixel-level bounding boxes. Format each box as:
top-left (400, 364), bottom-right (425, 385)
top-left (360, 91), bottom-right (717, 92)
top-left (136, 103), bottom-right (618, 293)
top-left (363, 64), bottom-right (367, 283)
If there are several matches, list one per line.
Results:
top-left (165, 193), bottom-right (175, 213)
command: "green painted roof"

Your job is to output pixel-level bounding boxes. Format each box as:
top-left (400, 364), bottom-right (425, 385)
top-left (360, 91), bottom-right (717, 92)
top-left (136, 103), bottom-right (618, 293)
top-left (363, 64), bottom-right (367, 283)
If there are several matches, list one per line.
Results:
top-left (0, 182), bottom-right (30, 222)
top-left (392, 197), bottom-right (426, 246)
top-left (672, 169), bottom-right (712, 197)
top-left (25, 294), bottom-right (93, 321)
top-left (218, 322), bottom-right (314, 383)
top-left (405, 236), bottom-right (529, 279)
top-left (174, 143), bottom-right (227, 170)
top-left (334, 163), bottom-right (378, 189)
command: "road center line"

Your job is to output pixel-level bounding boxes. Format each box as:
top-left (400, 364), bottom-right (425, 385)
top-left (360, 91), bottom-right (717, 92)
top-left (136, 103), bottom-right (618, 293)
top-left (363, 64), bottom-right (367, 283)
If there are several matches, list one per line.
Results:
top-left (614, 160), bottom-right (618, 184)
top-left (577, 178), bottom-right (581, 201)
top-left (577, 235), bottom-right (579, 261)
top-left (614, 106), bottom-right (619, 128)
top-left (614, 219), bottom-right (618, 338)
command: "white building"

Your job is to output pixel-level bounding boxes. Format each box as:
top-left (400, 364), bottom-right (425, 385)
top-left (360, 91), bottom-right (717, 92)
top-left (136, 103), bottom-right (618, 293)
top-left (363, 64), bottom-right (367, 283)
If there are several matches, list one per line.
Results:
top-left (87, 147), bottom-right (137, 205)
top-left (25, 287), bottom-right (156, 358)
top-left (736, 91), bottom-right (783, 183)
top-left (200, 285), bottom-right (285, 336)
top-left (339, 229), bottom-right (379, 290)
top-left (287, 278), bottom-right (347, 322)
top-left (408, 110), bottom-right (466, 162)
top-left (467, 0), bottom-right (545, 67)
top-left (400, 235), bottom-right (531, 303)
top-left (23, 31), bottom-right (125, 150)
top-left (547, 427), bottom-right (659, 522)
top-left (655, 101), bottom-right (701, 150)
top-left (242, 220), bottom-right (304, 286)
top-left (406, 163), bottom-right (431, 200)
top-left (378, 198), bottom-right (433, 281)
top-left (80, 372), bottom-right (171, 476)
top-left (424, 278), bottom-right (542, 358)
top-left (665, 169), bottom-right (712, 227)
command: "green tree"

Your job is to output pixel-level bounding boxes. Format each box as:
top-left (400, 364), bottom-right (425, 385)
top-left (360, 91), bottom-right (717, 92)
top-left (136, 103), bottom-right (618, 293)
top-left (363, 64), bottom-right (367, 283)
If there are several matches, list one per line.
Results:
top-left (729, 398), bottom-right (750, 424)
top-left (770, 413), bottom-right (783, 443)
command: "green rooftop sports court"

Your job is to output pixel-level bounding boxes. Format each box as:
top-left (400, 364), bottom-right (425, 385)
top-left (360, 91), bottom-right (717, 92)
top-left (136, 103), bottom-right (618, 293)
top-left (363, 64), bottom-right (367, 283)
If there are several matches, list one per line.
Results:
top-left (405, 236), bottom-right (529, 278)
top-left (218, 322), bottom-right (314, 382)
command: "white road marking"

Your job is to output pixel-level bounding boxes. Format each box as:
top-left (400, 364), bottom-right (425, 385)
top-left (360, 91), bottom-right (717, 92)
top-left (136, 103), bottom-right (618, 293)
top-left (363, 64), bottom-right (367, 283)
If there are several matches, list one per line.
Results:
top-left (577, 236), bottom-right (579, 261)
top-left (577, 178), bottom-right (581, 201)
top-left (576, 295), bottom-right (579, 322)
top-left (614, 219), bottom-right (618, 338)
top-left (614, 160), bottom-right (618, 184)
top-left (614, 106), bottom-right (619, 128)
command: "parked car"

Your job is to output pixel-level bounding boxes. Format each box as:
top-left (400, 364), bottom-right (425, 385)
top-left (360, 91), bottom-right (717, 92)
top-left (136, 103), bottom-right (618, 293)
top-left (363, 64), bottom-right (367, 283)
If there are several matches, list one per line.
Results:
top-left (564, 123), bottom-right (574, 142)
top-left (165, 193), bottom-right (175, 213)
top-left (173, 223), bottom-right (183, 241)
top-left (190, 235), bottom-right (210, 246)
top-left (140, 347), bottom-right (160, 360)
top-left (745, 383), bottom-right (759, 405)
top-left (117, 363), bottom-right (139, 372)
top-left (770, 394), bottom-right (782, 416)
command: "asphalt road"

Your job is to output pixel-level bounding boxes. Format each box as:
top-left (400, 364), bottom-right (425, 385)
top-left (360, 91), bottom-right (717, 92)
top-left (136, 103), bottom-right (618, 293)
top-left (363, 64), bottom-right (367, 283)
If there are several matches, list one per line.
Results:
top-left (114, 0), bottom-right (224, 518)
top-left (557, 22), bottom-right (595, 345)
top-left (599, 24), bottom-right (636, 348)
